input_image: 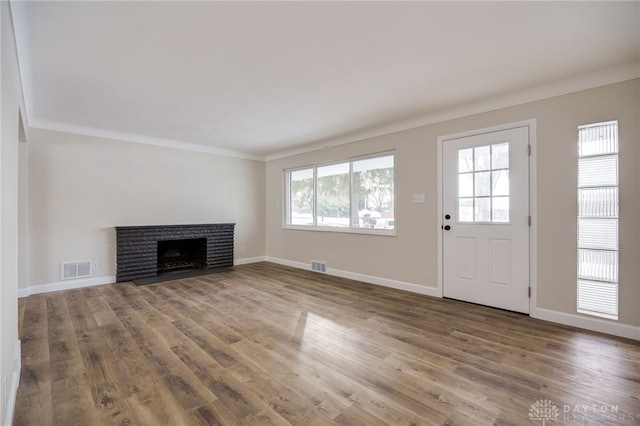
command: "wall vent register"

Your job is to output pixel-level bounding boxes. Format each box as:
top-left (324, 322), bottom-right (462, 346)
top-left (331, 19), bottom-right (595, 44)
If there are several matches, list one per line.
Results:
top-left (61, 260), bottom-right (92, 280)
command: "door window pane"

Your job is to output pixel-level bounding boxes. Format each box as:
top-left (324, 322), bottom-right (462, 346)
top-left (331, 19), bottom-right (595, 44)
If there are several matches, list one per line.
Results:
top-left (474, 172), bottom-right (491, 197)
top-left (457, 142), bottom-right (511, 223)
top-left (474, 145), bottom-right (491, 171)
top-left (458, 148), bottom-right (473, 173)
top-left (492, 142), bottom-right (509, 169)
top-left (492, 197), bottom-right (510, 223)
top-left (459, 173), bottom-right (473, 197)
top-left (474, 198), bottom-right (491, 222)
top-left (492, 170), bottom-right (509, 196)
top-left (459, 198), bottom-right (474, 222)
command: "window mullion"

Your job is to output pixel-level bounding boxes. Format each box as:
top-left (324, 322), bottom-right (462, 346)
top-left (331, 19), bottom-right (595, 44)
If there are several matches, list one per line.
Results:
top-left (349, 161), bottom-right (354, 228)
top-left (313, 167), bottom-right (318, 227)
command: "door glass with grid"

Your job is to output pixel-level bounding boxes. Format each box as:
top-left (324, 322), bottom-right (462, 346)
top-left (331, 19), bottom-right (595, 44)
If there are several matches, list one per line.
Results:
top-left (458, 143), bottom-right (510, 223)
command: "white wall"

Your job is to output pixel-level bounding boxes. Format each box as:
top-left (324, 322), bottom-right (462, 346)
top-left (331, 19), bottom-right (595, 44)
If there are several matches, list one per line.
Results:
top-left (26, 129), bottom-right (265, 291)
top-left (1, 1), bottom-right (25, 423)
top-left (266, 80), bottom-right (640, 335)
top-left (17, 123), bottom-right (26, 292)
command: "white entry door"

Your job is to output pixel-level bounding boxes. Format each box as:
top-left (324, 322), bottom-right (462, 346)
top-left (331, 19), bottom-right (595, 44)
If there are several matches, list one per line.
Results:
top-left (442, 126), bottom-right (530, 313)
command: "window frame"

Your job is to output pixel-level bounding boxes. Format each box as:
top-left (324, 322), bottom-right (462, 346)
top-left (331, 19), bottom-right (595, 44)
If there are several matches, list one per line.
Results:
top-left (284, 166), bottom-right (316, 227)
top-left (283, 151), bottom-right (396, 236)
top-left (576, 120), bottom-right (619, 320)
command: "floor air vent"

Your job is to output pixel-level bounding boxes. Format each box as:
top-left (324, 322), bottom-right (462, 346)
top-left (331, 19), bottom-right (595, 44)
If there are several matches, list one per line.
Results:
top-left (311, 261), bottom-right (326, 273)
top-left (61, 261), bottom-right (92, 280)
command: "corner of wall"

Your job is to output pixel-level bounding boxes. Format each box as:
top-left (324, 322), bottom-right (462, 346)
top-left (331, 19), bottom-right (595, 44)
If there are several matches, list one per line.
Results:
top-left (234, 256), bottom-right (267, 266)
top-left (24, 275), bottom-right (116, 297)
top-left (3, 341), bottom-right (20, 426)
top-left (532, 308), bottom-right (640, 341)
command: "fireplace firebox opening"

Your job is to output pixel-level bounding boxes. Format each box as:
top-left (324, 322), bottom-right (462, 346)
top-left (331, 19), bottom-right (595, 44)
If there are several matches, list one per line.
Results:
top-left (157, 238), bottom-right (207, 274)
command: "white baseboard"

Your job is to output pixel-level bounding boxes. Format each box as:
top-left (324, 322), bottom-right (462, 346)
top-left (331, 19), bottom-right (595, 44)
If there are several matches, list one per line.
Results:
top-left (234, 256), bottom-right (267, 265)
top-left (18, 259), bottom-right (638, 341)
top-left (264, 256), bottom-right (440, 298)
top-left (19, 275), bottom-right (116, 297)
top-left (4, 340), bottom-right (20, 426)
top-left (532, 308), bottom-right (640, 341)
top-left (16, 259), bottom-right (275, 296)
top-left (16, 259), bottom-right (275, 297)
top-left (264, 257), bottom-right (638, 340)
top-left (263, 256), bottom-right (308, 270)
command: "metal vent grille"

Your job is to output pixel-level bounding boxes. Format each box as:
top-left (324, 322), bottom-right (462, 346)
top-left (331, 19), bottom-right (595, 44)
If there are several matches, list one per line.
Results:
top-left (61, 261), bottom-right (92, 280)
top-left (311, 261), bottom-right (326, 273)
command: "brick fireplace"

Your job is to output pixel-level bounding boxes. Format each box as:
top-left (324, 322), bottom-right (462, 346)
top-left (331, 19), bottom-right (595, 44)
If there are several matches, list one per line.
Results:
top-left (115, 223), bottom-right (235, 282)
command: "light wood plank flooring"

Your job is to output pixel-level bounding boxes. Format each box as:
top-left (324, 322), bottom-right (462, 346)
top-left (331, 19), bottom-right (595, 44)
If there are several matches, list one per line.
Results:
top-left (14, 262), bottom-right (640, 425)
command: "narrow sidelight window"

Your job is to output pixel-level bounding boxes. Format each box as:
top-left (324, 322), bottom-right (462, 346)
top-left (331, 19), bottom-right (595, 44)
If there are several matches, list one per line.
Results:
top-left (577, 121), bottom-right (618, 320)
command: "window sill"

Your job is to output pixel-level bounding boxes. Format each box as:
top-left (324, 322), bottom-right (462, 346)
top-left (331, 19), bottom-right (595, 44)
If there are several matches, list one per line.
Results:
top-left (282, 225), bottom-right (396, 237)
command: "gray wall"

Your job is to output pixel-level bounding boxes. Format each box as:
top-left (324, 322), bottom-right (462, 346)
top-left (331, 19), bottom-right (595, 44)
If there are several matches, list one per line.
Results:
top-left (1, 1), bottom-right (26, 422)
top-left (266, 79), bottom-right (640, 329)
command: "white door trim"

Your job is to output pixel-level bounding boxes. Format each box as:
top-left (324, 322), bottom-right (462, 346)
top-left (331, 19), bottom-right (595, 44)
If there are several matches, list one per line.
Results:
top-left (437, 119), bottom-right (537, 314)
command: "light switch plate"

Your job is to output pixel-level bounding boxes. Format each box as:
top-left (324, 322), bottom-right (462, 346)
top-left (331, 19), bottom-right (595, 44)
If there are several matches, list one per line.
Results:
top-left (413, 193), bottom-right (425, 203)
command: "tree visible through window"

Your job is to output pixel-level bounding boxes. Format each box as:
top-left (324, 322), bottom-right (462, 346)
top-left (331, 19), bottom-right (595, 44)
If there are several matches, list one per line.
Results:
top-left (287, 168), bottom-right (314, 226)
top-left (317, 163), bottom-right (350, 227)
top-left (353, 156), bottom-right (394, 229)
top-left (285, 153), bottom-right (395, 231)
top-left (457, 142), bottom-right (510, 223)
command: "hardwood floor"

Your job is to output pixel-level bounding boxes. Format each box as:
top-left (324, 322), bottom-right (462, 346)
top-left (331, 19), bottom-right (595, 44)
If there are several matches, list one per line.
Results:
top-left (14, 262), bottom-right (640, 425)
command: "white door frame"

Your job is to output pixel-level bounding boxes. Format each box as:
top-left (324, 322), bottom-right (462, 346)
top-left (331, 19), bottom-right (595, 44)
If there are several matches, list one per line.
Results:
top-left (437, 119), bottom-right (538, 315)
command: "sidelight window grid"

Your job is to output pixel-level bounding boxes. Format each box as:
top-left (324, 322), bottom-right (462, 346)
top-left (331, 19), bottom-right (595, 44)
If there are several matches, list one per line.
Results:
top-left (577, 120), bottom-right (619, 320)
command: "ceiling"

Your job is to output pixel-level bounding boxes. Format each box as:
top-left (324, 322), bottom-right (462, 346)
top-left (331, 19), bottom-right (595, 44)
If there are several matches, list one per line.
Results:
top-left (11, 1), bottom-right (640, 160)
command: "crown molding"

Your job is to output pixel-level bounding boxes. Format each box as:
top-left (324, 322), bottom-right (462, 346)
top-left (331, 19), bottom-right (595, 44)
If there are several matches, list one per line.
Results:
top-left (29, 119), bottom-right (264, 161)
top-left (265, 62), bottom-right (640, 162)
top-left (25, 62), bottom-right (640, 163)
